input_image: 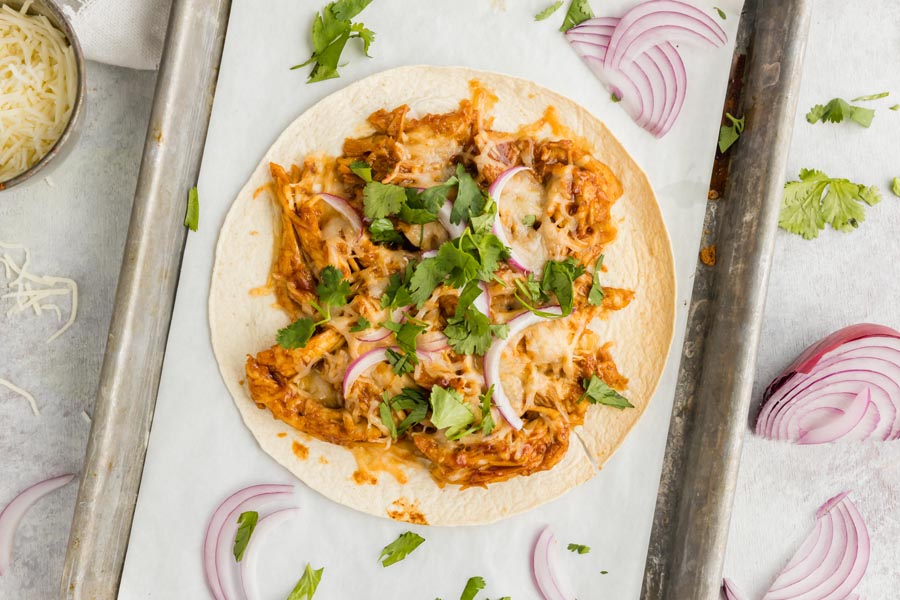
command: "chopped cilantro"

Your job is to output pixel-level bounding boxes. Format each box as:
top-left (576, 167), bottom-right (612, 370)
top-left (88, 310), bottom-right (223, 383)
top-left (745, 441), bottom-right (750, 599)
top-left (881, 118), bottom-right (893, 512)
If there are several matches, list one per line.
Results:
top-left (480, 385), bottom-right (495, 435)
top-left (714, 6), bottom-right (726, 19)
top-left (559, 0), bottom-right (594, 31)
top-left (541, 257), bottom-right (585, 316)
top-left (806, 98), bottom-right (874, 128)
top-left (429, 386), bottom-right (474, 440)
top-left (535, 0), bottom-right (564, 21)
top-left (444, 296), bottom-right (507, 357)
top-left (316, 265), bottom-right (352, 308)
top-left (350, 317), bottom-right (371, 332)
top-left (780, 169), bottom-right (881, 239)
top-left (386, 347), bottom-right (417, 375)
top-left (379, 396), bottom-right (398, 438)
top-left (851, 92), bottom-right (889, 101)
top-left (460, 229), bottom-right (508, 280)
top-left (450, 164), bottom-right (487, 225)
top-left (522, 214), bottom-right (537, 228)
top-left (409, 256), bottom-right (447, 307)
top-left (368, 218), bottom-right (403, 243)
top-left (379, 531), bottom-right (425, 566)
top-left (349, 159), bottom-right (373, 183)
top-left (232, 511), bottom-right (258, 562)
top-left (276, 317), bottom-right (317, 349)
top-left (364, 181), bottom-right (407, 219)
top-left (381, 264), bottom-right (415, 308)
top-left (610, 92), bottom-right (621, 103)
top-left (588, 255), bottom-right (605, 306)
top-left (383, 319), bottom-right (426, 355)
top-left (567, 543), bottom-right (591, 554)
top-left (718, 112), bottom-right (744, 153)
top-left (460, 576), bottom-right (486, 600)
top-left (286, 563), bottom-right (323, 600)
top-left (292, 0), bottom-right (374, 83)
top-left (601, 570), bottom-right (609, 574)
top-left (389, 387), bottom-right (429, 435)
top-left (184, 186), bottom-right (199, 231)
top-left (892, 177), bottom-right (900, 198)
top-left (581, 375), bottom-right (634, 409)
top-left (891, 105), bottom-right (900, 111)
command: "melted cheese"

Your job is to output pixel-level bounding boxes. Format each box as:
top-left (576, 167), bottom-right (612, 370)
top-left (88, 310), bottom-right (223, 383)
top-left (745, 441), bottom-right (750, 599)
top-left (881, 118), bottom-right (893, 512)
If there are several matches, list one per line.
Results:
top-left (0, 1), bottom-right (76, 183)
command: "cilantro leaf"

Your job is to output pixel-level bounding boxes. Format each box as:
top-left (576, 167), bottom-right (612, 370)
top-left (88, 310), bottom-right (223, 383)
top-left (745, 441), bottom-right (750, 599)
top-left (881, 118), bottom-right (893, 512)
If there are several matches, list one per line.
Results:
top-left (806, 98), bottom-right (874, 128)
top-left (535, 0), bottom-right (564, 21)
top-left (399, 189), bottom-right (440, 224)
top-left (184, 187), bottom-right (199, 231)
top-left (851, 92), bottom-right (889, 101)
top-left (379, 398), bottom-right (397, 439)
top-left (429, 386), bottom-right (474, 439)
top-left (480, 386), bottom-right (495, 435)
top-left (718, 112), bottom-right (744, 153)
top-left (444, 308), bottom-right (494, 356)
top-left (891, 105), bottom-right (900, 111)
top-left (437, 242), bottom-right (481, 288)
top-left (541, 258), bottom-right (585, 316)
top-left (567, 543), bottom-right (591, 554)
top-left (379, 531), bottom-right (425, 567)
top-left (892, 177), bottom-right (900, 198)
top-left (450, 164), bottom-right (486, 225)
top-left (286, 564), bottom-right (323, 600)
top-left (386, 347), bottom-right (417, 375)
top-left (409, 257), bottom-right (447, 307)
top-left (233, 511), bottom-right (258, 562)
top-left (560, 0), bottom-right (594, 31)
top-left (581, 375), bottom-right (634, 409)
top-left (714, 6), bottom-right (726, 19)
top-left (384, 320), bottom-right (426, 355)
top-left (588, 255), bottom-right (605, 306)
top-left (317, 266), bottom-right (352, 307)
top-left (460, 576), bottom-right (486, 600)
top-left (369, 218), bottom-right (404, 244)
top-left (364, 182), bottom-right (407, 219)
top-left (415, 178), bottom-right (458, 214)
top-left (277, 317), bottom-right (316, 349)
top-left (460, 230), bottom-right (508, 279)
top-left (382, 264), bottom-right (415, 309)
top-left (293, 1), bottom-right (374, 83)
top-left (391, 387), bottom-right (429, 435)
top-left (349, 159), bottom-right (373, 183)
top-left (350, 317), bottom-right (371, 332)
top-left (780, 169), bottom-right (881, 239)
top-left (522, 214), bottom-right (537, 228)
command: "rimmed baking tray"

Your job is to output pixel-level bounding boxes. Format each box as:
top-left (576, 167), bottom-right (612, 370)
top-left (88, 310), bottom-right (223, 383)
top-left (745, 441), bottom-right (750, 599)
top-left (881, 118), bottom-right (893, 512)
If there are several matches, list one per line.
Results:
top-left (61, 0), bottom-right (811, 597)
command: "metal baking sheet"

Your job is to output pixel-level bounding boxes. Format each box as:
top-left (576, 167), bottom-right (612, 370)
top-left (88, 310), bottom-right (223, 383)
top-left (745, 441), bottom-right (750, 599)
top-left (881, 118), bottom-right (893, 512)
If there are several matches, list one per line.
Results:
top-left (63, 0), bottom-right (809, 598)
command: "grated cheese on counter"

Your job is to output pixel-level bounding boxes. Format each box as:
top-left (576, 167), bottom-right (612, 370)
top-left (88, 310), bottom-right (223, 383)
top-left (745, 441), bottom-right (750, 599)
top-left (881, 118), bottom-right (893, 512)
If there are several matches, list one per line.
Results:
top-left (0, 1), bottom-right (76, 183)
top-left (0, 376), bottom-right (39, 416)
top-left (1, 241), bottom-right (78, 342)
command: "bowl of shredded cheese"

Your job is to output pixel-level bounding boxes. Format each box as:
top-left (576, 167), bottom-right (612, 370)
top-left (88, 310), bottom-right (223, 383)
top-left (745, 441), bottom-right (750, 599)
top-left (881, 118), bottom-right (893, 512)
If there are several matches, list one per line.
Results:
top-left (0, 0), bottom-right (84, 190)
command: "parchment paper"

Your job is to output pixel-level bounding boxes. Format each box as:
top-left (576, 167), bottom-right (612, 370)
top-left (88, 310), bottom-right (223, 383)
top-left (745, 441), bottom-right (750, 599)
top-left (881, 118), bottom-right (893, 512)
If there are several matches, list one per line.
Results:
top-left (119, 1), bottom-right (743, 597)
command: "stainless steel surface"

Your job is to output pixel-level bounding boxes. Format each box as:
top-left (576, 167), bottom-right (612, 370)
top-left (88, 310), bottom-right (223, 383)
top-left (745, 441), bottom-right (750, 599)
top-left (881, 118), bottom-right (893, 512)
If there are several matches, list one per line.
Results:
top-left (641, 0), bottom-right (813, 598)
top-left (0, 0), bottom-right (86, 191)
top-left (60, 0), bottom-right (230, 597)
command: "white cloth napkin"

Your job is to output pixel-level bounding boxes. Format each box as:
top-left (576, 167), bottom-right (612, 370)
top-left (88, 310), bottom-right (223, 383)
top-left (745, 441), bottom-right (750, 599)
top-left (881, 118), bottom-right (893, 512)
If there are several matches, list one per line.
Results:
top-left (60, 0), bottom-right (171, 70)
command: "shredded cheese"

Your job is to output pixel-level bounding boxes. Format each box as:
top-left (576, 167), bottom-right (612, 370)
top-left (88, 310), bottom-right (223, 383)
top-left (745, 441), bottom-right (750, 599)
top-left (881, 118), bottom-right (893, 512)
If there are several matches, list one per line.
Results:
top-left (0, 1), bottom-right (76, 183)
top-left (0, 376), bottom-right (39, 416)
top-left (0, 241), bottom-right (78, 342)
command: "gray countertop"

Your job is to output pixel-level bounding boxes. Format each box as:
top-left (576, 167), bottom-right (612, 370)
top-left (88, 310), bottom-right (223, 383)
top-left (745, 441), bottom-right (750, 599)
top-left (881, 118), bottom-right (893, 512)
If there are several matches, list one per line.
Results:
top-left (2, 0), bottom-right (899, 597)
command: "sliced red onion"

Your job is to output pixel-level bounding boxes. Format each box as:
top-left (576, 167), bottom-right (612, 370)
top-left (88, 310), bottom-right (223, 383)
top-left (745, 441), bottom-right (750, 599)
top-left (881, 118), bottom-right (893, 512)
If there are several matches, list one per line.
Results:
top-left (203, 484), bottom-right (293, 600)
top-left (0, 473), bottom-right (74, 576)
top-left (722, 578), bottom-right (749, 600)
top-left (483, 306), bottom-right (562, 430)
top-left (240, 507), bottom-right (301, 600)
top-left (533, 526), bottom-right (574, 600)
top-left (343, 347), bottom-right (432, 396)
top-left (756, 324), bottom-right (900, 443)
top-left (603, 0), bottom-right (727, 71)
top-left (761, 492), bottom-right (869, 600)
top-left (437, 200), bottom-right (466, 239)
top-left (417, 330), bottom-right (450, 353)
top-left (316, 193), bottom-right (363, 239)
top-left (488, 166), bottom-right (536, 273)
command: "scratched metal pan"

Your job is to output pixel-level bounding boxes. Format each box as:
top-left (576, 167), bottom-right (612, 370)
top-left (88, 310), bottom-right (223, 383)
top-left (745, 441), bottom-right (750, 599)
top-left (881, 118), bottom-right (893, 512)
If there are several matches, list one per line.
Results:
top-left (60, 0), bottom-right (811, 598)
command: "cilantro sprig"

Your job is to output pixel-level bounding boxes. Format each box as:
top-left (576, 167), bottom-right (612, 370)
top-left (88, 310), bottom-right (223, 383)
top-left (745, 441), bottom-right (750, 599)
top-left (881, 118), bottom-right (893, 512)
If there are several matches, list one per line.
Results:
top-left (581, 375), bottom-right (634, 409)
top-left (276, 265), bottom-right (352, 349)
top-left (779, 169), bottom-right (881, 239)
top-left (292, 0), bottom-right (374, 83)
top-left (379, 531), bottom-right (425, 566)
top-left (806, 98), bottom-right (874, 128)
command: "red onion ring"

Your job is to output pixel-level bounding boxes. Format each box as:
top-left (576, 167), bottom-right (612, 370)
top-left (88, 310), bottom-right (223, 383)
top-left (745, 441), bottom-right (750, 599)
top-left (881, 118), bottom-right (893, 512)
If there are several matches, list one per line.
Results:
top-left (756, 324), bottom-right (900, 443)
top-left (483, 307), bottom-right (562, 429)
top-left (343, 347), bottom-right (432, 397)
top-left (603, 0), bottom-right (727, 71)
top-left (0, 473), bottom-right (74, 576)
top-left (761, 492), bottom-right (869, 600)
top-left (488, 166), bottom-right (536, 273)
top-left (203, 484), bottom-right (293, 600)
top-left (417, 330), bottom-right (450, 353)
top-left (316, 193), bottom-right (363, 240)
top-left (240, 507), bottom-right (301, 600)
top-left (532, 525), bottom-right (574, 600)
top-left (722, 578), bottom-right (749, 600)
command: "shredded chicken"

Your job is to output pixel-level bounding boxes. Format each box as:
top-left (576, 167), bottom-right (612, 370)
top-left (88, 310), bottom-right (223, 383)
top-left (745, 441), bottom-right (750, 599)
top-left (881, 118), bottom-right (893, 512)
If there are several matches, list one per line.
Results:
top-left (245, 81), bottom-right (632, 488)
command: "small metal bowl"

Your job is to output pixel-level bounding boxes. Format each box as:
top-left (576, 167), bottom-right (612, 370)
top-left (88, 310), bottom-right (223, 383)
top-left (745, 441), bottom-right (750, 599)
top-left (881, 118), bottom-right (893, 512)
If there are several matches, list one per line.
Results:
top-left (0, 0), bottom-right (86, 191)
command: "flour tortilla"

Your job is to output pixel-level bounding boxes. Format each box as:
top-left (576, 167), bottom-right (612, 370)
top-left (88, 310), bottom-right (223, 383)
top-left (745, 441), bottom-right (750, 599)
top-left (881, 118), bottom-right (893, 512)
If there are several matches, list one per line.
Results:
top-left (209, 66), bottom-right (675, 526)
